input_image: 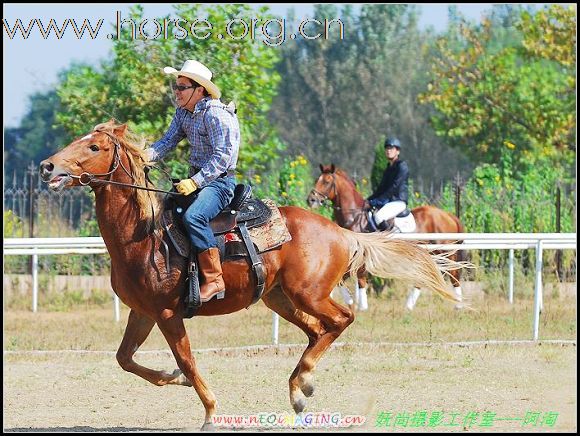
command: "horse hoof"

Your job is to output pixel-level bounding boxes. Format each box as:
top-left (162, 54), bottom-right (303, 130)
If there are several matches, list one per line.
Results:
top-left (200, 422), bottom-right (216, 432)
top-left (169, 369), bottom-right (192, 386)
top-left (301, 383), bottom-right (315, 398)
top-left (299, 373), bottom-right (315, 397)
top-left (292, 396), bottom-right (307, 414)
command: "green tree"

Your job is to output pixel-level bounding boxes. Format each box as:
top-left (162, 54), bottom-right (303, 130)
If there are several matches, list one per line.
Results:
top-left (271, 4), bottom-right (471, 188)
top-left (419, 5), bottom-right (576, 169)
top-left (4, 90), bottom-right (71, 176)
top-left (56, 4), bottom-right (284, 178)
top-left (370, 141), bottom-right (388, 190)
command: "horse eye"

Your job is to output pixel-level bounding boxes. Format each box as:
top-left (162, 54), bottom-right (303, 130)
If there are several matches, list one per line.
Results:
top-left (90, 144), bottom-right (100, 152)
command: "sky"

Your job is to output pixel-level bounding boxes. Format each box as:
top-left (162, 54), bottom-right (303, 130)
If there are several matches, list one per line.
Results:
top-left (3, 3), bottom-right (502, 128)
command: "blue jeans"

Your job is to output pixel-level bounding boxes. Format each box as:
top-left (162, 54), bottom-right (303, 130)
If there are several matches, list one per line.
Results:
top-left (182, 176), bottom-right (236, 251)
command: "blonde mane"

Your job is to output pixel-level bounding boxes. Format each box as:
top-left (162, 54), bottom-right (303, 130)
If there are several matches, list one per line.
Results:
top-left (92, 120), bottom-right (161, 226)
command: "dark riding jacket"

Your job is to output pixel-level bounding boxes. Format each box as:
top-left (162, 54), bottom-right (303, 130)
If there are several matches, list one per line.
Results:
top-left (367, 159), bottom-right (409, 208)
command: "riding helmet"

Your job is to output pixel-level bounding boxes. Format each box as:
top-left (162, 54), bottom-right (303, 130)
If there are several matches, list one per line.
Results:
top-left (384, 137), bottom-right (401, 149)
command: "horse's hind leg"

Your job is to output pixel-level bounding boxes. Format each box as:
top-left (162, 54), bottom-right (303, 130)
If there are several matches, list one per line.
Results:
top-left (156, 311), bottom-right (217, 429)
top-left (356, 270), bottom-right (369, 311)
top-left (449, 267), bottom-right (463, 308)
top-left (262, 287), bottom-right (327, 411)
top-left (116, 309), bottom-right (191, 386)
top-left (405, 287), bottom-right (422, 311)
top-left (292, 297), bottom-right (354, 413)
top-left (272, 285), bottom-right (354, 413)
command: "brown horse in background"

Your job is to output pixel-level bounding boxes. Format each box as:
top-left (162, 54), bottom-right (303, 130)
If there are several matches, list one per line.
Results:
top-left (39, 121), bottom-right (462, 430)
top-left (307, 164), bottom-right (466, 311)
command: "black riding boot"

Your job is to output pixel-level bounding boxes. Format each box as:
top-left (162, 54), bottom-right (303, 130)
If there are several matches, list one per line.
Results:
top-left (378, 220), bottom-right (393, 232)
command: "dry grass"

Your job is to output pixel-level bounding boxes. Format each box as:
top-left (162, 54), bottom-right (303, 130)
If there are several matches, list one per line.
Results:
top-left (3, 288), bottom-right (576, 351)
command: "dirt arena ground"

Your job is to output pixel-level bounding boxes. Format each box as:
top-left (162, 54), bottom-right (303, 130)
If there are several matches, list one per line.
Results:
top-left (4, 289), bottom-right (576, 432)
top-left (4, 342), bottom-right (576, 432)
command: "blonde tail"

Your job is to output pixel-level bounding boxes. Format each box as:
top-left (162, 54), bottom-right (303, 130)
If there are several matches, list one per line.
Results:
top-left (343, 229), bottom-right (465, 304)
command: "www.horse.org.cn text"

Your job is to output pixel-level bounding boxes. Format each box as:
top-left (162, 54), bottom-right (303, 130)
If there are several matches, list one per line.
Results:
top-left (3, 11), bottom-right (345, 47)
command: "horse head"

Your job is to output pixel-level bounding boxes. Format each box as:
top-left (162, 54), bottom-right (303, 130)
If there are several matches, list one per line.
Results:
top-left (306, 163), bottom-right (338, 208)
top-left (39, 120), bottom-right (139, 192)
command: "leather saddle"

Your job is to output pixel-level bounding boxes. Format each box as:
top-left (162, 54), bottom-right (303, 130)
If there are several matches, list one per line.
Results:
top-left (161, 183), bottom-right (270, 318)
top-left (396, 208), bottom-right (411, 218)
top-left (167, 183), bottom-right (272, 237)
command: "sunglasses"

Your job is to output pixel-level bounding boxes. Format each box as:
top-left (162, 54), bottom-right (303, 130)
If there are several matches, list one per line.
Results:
top-left (171, 83), bottom-right (197, 92)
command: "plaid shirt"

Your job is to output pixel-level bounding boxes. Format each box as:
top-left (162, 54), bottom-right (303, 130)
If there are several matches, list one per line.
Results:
top-left (150, 97), bottom-right (240, 188)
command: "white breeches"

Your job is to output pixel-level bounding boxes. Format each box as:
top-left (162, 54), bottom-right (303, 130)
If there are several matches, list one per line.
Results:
top-left (374, 201), bottom-right (406, 225)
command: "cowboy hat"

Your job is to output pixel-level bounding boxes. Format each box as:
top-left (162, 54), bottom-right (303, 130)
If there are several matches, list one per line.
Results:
top-left (163, 60), bottom-right (221, 99)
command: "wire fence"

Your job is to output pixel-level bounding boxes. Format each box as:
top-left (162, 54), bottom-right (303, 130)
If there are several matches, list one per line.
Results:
top-left (5, 162), bottom-right (96, 238)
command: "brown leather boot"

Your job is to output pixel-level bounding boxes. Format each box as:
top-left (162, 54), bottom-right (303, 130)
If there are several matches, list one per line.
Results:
top-left (197, 247), bottom-right (226, 303)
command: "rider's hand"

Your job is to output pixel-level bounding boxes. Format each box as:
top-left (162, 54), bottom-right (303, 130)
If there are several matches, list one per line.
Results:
top-left (143, 148), bottom-right (156, 164)
top-left (175, 178), bottom-right (198, 196)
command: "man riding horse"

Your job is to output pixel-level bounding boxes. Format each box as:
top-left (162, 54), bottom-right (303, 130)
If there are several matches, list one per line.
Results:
top-left (145, 59), bottom-right (239, 303)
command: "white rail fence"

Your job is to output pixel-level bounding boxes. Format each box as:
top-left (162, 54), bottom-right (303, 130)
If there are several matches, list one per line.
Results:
top-left (4, 233), bottom-right (576, 341)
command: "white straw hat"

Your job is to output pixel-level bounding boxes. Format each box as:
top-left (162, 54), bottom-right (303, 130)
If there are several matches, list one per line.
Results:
top-left (163, 60), bottom-right (221, 99)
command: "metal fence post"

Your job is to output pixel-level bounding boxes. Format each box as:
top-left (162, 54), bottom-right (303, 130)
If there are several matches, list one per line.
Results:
top-left (555, 184), bottom-right (562, 280)
top-left (533, 240), bottom-right (543, 340)
top-left (32, 252), bottom-right (38, 312)
top-left (454, 172), bottom-right (462, 219)
top-left (508, 249), bottom-right (514, 304)
top-left (272, 312), bottom-right (279, 345)
top-left (114, 294), bottom-right (120, 322)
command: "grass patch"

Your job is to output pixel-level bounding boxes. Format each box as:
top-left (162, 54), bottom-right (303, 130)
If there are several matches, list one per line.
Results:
top-left (5, 288), bottom-right (114, 312)
top-left (3, 289), bottom-right (575, 352)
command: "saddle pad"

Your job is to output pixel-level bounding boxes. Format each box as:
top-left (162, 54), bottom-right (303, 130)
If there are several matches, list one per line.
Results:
top-left (161, 199), bottom-right (291, 258)
top-left (246, 199), bottom-right (292, 253)
top-left (394, 213), bottom-right (417, 233)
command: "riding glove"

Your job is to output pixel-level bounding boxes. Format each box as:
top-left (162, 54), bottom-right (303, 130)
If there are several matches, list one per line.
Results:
top-left (143, 148), bottom-right (156, 163)
top-left (176, 178), bottom-right (199, 196)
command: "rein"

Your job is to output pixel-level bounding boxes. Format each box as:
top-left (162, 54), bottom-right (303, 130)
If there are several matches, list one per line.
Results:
top-left (67, 130), bottom-right (180, 266)
top-left (68, 131), bottom-right (181, 196)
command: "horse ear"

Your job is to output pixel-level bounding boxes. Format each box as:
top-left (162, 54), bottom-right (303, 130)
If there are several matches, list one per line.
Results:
top-left (330, 163), bottom-right (336, 173)
top-left (113, 123), bottom-right (128, 137)
top-left (319, 164), bottom-right (324, 173)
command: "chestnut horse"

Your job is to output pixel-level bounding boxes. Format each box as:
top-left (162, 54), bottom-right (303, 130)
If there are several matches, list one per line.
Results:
top-left (39, 121), bottom-right (461, 430)
top-left (307, 164), bottom-right (466, 311)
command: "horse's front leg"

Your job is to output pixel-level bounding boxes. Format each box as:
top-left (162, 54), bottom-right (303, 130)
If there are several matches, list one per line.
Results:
top-left (116, 309), bottom-right (191, 386)
top-left (157, 310), bottom-right (217, 430)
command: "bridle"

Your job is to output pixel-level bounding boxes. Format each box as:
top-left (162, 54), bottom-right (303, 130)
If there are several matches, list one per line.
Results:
top-left (64, 130), bottom-right (179, 266)
top-left (309, 173), bottom-right (339, 205)
top-left (68, 130), bottom-right (180, 196)
top-left (309, 172), bottom-right (368, 229)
